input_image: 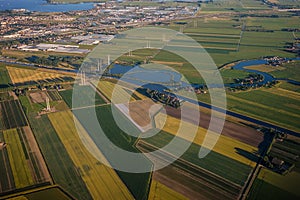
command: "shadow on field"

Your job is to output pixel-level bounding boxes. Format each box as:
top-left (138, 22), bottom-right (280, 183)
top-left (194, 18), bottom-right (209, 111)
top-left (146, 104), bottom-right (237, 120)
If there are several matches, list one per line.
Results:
top-left (235, 147), bottom-right (259, 163)
top-left (235, 131), bottom-right (275, 164)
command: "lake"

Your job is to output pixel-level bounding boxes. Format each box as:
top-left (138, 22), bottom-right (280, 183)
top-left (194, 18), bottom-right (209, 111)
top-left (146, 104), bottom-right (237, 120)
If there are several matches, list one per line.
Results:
top-left (0, 0), bottom-right (94, 12)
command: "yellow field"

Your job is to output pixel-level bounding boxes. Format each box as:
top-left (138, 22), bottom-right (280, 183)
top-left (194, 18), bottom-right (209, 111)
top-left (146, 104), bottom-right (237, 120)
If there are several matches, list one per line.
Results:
top-left (257, 168), bottom-right (300, 196)
top-left (95, 80), bottom-right (137, 103)
top-left (6, 66), bottom-right (74, 84)
top-left (148, 180), bottom-right (188, 200)
top-left (3, 129), bottom-right (35, 188)
top-left (48, 111), bottom-right (133, 200)
top-left (155, 113), bottom-right (257, 167)
top-left (7, 196), bottom-right (28, 200)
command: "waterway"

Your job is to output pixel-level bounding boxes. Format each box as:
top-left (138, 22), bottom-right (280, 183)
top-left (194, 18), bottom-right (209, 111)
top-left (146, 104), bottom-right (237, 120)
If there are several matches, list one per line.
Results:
top-left (1, 58), bottom-right (299, 135)
top-left (108, 58), bottom-right (300, 91)
top-left (0, 0), bottom-right (94, 12)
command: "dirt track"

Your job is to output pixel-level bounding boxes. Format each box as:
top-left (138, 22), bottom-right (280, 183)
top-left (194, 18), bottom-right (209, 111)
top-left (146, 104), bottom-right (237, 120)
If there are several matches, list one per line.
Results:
top-left (164, 106), bottom-right (263, 147)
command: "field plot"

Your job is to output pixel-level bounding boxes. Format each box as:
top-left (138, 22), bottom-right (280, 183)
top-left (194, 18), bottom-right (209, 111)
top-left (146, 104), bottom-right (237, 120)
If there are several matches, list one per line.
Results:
top-left (150, 160), bottom-right (238, 200)
top-left (227, 89), bottom-right (300, 132)
top-left (29, 92), bottom-right (48, 104)
top-left (167, 16), bottom-right (298, 67)
top-left (59, 85), bottom-right (106, 108)
top-left (95, 80), bottom-right (139, 103)
top-left (28, 114), bottom-right (92, 200)
top-left (24, 187), bottom-right (72, 200)
top-left (4, 186), bottom-right (74, 200)
top-left (0, 131), bottom-right (15, 194)
top-left (0, 100), bottom-right (27, 130)
top-left (0, 64), bottom-right (12, 90)
top-left (6, 66), bottom-right (74, 85)
top-left (141, 131), bottom-right (252, 186)
top-left (155, 112), bottom-right (258, 167)
top-left (2, 127), bottom-right (51, 189)
top-left (74, 105), bottom-right (152, 200)
top-left (183, 17), bottom-right (241, 53)
top-left (48, 111), bottom-right (134, 200)
top-left (220, 69), bottom-right (250, 84)
top-left (46, 90), bottom-right (62, 101)
top-left (278, 82), bottom-right (300, 93)
top-left (270, 60), bottom-right (300, 82)
top-left (115, 99), bottom-right (160, 133)
top-left (148, 180), bottom-right (188, 200)
top-left (248, 168), bottom-right (300, 200)
top-left (138, 138), bottom-right (246, 200)
top-left (152, 50), bottom-right (205, 84)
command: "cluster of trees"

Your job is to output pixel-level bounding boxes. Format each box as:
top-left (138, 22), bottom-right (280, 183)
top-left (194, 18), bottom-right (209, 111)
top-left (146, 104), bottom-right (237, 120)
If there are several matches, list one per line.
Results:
top-left (282, 28), bottom-right (300, 32)
top-left (26, 55), bottom-right (82, 67)
top-left (228, 80), bottom-right (278, 92)
top-left (147, 89), bottom-right (182, 108)
top-left (234, 74), bottom-right (264, 85)
top-left (262, 129), bottom-right (296, 175)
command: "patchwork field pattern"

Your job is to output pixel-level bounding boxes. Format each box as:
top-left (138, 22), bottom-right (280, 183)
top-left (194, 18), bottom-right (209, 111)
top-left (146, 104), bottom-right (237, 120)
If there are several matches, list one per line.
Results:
top-left (2, 127), bottom-right (51, 190)
top-left (6, 66), bottom-right (74, 85)
top-left (48, 110), bottom-right (134, 200)
top-left (28, 114), bottom-right (92, 200)
top-left (0, 100), bottom-right (27, 130)
top-left (74, 105), bottom-right (153, 200)
top-left (155, 113), bottom-right (258, 167)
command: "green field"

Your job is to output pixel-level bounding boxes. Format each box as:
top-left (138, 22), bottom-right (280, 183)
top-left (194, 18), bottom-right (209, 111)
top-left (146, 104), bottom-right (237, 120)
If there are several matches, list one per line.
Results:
top-left (0, 100), bottom-right (27, 130)
top-left (28, 114), bottom-right (92, 200)
top-left (278, 82), bottom-right (300, 93)
top-left (142, 131), bottom-right (252, 186)
top-left (152, 50), bottom-right (205, 84)
top-left (0, 131), bottom-right (15, 193)
top-left (272, 0), bottom-right (300, 6)
top-left (247, 178), bottom-right (299, 200)
top-left (248, 162), bottom-right (300, 199)
top-left (59, 85), bottom-right (106, 108)
top-left (48, 110), bottom-right (134, 200)
top-left (0, 64), bottom-right (12, 90)
top-left (167, 16), bottom-right (299, 67)
top-left (270, 61), bottom-right (300, 82)
top-left (220, 69), bottom-right (250, 84)
top-left (73, 105), bottom-right (152, 200)
top-left (47, 90), bottom-right (62, 101)
top-left (19, 95), bottom-right (65, 114)
top-left (226, 89), bottom-right (300, 132)
top-left (0, 92), bottom-right (14, 101)
top-left (3, 128), bottom-right (35, 189)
